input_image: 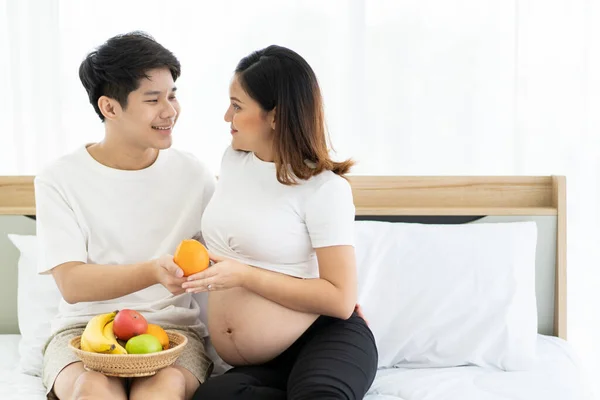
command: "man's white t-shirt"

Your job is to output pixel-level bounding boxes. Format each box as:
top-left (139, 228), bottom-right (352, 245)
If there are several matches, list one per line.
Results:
top-left (35, 145), bottom-right (215, 334)
top-left (201, 146), bottom-right (356, 279)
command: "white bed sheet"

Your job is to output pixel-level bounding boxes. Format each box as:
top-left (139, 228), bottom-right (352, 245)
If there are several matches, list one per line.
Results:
top-left (365, 335), bottom-right (594, 400)
top-left (0, 335), bottom-right (46, 400)
top-left (0, 334), bottom-right (593, 400)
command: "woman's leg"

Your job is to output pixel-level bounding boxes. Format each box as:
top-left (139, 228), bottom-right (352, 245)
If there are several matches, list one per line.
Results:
top-left (287, 312), bottom-right (378, 400)
top-left (191, 364), bottom-right (287, 400)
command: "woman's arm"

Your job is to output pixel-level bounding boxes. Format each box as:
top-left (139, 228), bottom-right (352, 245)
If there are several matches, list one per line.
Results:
top-left (244, 245), bottom-right (357, 319)
top-left (183, 245), bottom-right (358, 320)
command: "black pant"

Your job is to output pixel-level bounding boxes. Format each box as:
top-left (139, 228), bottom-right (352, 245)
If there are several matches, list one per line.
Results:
top-left (193, 312), bottom-right (378, 400)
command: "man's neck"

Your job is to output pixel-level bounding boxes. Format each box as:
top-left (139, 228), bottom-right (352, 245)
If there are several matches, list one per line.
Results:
top-left (86, 138), bottom-right (159, 171)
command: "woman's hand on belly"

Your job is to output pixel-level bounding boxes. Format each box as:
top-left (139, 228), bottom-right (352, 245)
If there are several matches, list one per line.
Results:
top-left (207, 288), bottom-right (318, 366)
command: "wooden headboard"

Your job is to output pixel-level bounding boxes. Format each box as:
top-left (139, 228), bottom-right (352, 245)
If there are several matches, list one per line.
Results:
top-left (0, 175), bottom-right (566, 338)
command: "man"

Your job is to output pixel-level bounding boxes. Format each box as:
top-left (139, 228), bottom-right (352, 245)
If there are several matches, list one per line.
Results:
top-left (36, 31), bottom-right (215, 400)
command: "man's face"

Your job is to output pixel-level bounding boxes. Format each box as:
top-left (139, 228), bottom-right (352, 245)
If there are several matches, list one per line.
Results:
top-left (116, 68), bottom-right (180, 150)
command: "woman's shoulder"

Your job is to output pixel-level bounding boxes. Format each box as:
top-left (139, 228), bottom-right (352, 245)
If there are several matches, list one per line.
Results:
top-left (308, 170), bottom-right (351, 190)
top-left (220, 145), bottom-right (253, 165)
top-left (303, 172), bottom-right (355, 226)
top-left (300, 171), bottom-right (353, 206)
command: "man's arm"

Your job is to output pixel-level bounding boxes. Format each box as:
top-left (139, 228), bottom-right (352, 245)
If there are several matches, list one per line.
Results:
top-left (34, 176), bottom-right (185, 304)
top-left (52, 255), bottom-right (185, 304)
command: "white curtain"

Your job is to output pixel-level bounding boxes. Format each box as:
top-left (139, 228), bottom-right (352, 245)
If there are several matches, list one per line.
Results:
top-left (2, 0), bottom-right (599, 395)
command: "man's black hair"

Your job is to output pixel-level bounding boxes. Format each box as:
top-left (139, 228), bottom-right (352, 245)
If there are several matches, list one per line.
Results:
top-left (79, 31), bottom-right (181, 121)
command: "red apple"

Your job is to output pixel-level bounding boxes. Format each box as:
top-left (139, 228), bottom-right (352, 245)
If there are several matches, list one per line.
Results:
top-left (112, 309), bottom-right (148, 341)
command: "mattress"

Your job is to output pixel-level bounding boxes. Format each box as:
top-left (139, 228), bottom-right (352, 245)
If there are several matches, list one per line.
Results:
top-left (364, 335), bottom-right (593, 400)
top-left (0, 335), bottom-right (46, 400)
top-left (0, 334), bottom-right (592, 400)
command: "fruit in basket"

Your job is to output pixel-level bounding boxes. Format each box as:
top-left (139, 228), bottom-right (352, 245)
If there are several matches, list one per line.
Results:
top-left (146, 324), bottom-right (170, 350)
top-left (80, 334), bottom-right (93, 352)
top-left (113, 309), bottom-right (148, 341)
top-left (173, 239), bottom-right (210, 277)
top-left (125, 334), bottom-right (163, 354)
top-left (81, 311), bottom-right (118, 353)
top-left (102, 321), bottom-right (128, 355)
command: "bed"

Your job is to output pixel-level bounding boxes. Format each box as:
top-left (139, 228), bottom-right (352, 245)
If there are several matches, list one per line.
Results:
top-left (0, 334), bottom-right (47, 399)
top-left (0, 175), bottom-right (593, 400)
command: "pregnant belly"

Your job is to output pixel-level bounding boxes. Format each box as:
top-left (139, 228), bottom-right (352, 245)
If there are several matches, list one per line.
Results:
top-left (207, 288), bottom-right (318, 366)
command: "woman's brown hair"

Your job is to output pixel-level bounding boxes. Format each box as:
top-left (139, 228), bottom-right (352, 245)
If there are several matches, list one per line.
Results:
top-left (235, 45), bottom-right (354, 185)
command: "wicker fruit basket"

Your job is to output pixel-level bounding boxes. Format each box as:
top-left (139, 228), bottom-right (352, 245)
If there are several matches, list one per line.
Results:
top-left (69, 331), bottom-right (188, 377)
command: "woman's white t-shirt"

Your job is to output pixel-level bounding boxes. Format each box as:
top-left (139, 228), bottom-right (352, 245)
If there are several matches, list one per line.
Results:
top-left (201, 146), bottom-right (355, 279)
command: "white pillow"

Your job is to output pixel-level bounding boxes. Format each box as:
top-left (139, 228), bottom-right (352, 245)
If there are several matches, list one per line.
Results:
top-left (7, 234), bottom-right (61, 377)
top-left (354, 220), bottom-right (538, 371)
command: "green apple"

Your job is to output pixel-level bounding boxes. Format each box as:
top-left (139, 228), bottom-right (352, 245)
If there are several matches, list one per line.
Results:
top-left (125, 334), bottom-right (163, 354)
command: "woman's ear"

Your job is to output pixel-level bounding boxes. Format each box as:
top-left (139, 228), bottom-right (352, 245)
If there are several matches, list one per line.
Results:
top-left (269, 107), bottom-right (276, 130)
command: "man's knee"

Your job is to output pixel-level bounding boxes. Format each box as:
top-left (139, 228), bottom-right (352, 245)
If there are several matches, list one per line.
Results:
top-left (154, 366), bottom-right (187, 389)
top-left (72, 371), bottom-right (120, 399)
top-left (130, 366), bottom-right (188, 400)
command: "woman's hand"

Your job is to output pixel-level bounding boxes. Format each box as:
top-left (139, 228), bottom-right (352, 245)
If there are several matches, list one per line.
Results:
top-left (354, 303), bottom-right (369, 326)
top-left (182, 252), bottom-right (251, 293)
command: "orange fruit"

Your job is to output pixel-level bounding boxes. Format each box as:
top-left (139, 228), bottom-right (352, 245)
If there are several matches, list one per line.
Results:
top-left (173, 239), bottom-right (210, 277)
top-left (145, 324), bottom-right (170, 350)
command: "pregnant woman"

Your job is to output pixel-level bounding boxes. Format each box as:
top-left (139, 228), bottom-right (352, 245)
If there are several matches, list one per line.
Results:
top-left (184, 45), bottom-right (378, 399)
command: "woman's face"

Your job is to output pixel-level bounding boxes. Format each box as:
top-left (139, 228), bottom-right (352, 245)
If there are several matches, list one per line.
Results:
top-left (224, 75), bottom-right (275, 160)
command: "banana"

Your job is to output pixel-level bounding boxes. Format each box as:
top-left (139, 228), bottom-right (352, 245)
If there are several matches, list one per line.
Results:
top-left (102, 320), bottom-right (128, 355)
top-left (80, 334), bottom-right (93, 352)
top-left (81, 311), bottom-right (118, 353)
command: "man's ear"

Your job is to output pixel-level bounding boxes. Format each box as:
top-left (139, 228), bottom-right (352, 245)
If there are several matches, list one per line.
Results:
top-left (98, 96), bottom-right (120, 121)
